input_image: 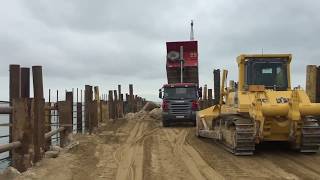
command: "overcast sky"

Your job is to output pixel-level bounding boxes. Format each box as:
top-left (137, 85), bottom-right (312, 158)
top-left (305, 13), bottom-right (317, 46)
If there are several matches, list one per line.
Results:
top-left (0, 0), bottom-right (319, 101)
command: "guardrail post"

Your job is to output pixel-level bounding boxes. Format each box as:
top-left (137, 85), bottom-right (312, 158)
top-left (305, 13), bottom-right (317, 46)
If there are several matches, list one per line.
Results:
top-left (208, 89), bottom-right (213, 107)
top-left (58, 101), bottom-right (72, 147)
top-left (203, 84), bottom-right (208, 108)
top-left (108, 90), bottom-right (114, 119)
top-left (139, 97), bottom-right (142, 111)
top-left (88, 101), bottom-right (98, 134)
top-left (125, 93), bottom-right (129, 114)
top-left (118, 85), bottom-right (124, 118)
top-left (133, 95), bottom-right (138, 112)
top-left (84, 85), bottom-right (92, 132)
top-left (9, 65), bottom-right (21, 157)
top-left (114, 90), bottom-right (118, 119)
top-left (136, 96), bottom-right (140, 111)
top-left (66, 91), bottom-right (73, 129)
top-left (32, 66), bottom-right (45, 163)
top-left (20, 67), bottom-right (30, 98)
top-left (129, 84), bottom-right (134, 113)
top-left (77, 102), bottom-right (82, 133)
top-left (119, 94), bottom-right (124, 118)
top-left (12, 98), bottom-right (33, 172)
top-left (94, 86), bottom-right (101, 123)
top-left (214, 69), bottom-right (221, 105)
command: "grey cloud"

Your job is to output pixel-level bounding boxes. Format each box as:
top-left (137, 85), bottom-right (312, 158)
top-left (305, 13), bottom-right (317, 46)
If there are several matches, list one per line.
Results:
top-left (1, 0), bottom-right (320, 101)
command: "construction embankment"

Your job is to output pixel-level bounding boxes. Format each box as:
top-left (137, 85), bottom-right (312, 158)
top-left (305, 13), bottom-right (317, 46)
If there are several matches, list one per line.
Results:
top-left (2, 108), bottom-right (320, 180)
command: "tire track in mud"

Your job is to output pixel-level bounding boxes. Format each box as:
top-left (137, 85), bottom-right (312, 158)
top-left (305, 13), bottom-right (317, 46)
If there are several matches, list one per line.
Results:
top-left (143, 127), bottom-right (194, 180)
top-left (163, 128), bottom-right (224, 180)
top-left (114, 119), bottom-right (146, 180)
top-left (260, 152), bottom-right (320, 179)
top-left (114, 115), bottom-right (160, 180)
top-left (186, 128), bottom-right (320, 179)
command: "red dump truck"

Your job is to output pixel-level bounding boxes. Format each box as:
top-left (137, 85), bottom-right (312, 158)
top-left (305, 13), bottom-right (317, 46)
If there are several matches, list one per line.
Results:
top-left (158, 40), bottom-right (202, 126)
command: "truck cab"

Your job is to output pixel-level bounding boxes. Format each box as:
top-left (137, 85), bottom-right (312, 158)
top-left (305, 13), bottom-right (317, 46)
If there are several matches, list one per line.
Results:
top-left (159, 83), bottom-right (201, 126)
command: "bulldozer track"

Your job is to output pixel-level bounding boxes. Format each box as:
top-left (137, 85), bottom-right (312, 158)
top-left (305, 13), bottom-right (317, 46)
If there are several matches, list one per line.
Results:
top-left (301, 117), bottom-right (320, 153)
top-left (220, 115), bottom-right (255, 155)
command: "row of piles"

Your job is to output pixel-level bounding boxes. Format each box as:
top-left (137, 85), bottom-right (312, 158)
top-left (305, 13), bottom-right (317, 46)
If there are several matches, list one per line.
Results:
top-left (3, 64), bottom-right (147, 172)
top-left (83, 84), bottom-right (146, 134)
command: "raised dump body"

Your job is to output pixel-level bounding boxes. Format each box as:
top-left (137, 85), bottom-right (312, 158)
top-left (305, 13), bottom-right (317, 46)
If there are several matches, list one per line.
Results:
top-left (166, 41), bottom-right (198, 84)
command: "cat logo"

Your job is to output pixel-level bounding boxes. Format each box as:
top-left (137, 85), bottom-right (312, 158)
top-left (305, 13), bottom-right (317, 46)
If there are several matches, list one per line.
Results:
top-left (276, 97), bottom-right (290, 104)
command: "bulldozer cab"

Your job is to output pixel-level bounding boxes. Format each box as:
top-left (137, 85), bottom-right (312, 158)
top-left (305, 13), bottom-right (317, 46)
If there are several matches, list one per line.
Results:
top-left (237, 54), bottom-right (292, 91)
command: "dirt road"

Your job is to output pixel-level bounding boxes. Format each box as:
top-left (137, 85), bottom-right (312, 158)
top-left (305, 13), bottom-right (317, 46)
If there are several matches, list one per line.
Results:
top-left (7, 110), bottom-right (320, 180)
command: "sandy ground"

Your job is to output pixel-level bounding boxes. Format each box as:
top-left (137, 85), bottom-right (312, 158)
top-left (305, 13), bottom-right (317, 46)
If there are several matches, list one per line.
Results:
top-left (2, 109), bottom-right (320, 180)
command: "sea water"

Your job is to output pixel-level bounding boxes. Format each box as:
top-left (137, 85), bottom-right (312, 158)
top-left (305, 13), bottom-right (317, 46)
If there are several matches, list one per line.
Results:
top-left (0, 114), bottom-right (10, 171)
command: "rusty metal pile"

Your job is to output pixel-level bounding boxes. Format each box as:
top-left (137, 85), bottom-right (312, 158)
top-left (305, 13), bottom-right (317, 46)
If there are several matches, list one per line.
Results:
top-left (0, 64), bottom-right (147, 172)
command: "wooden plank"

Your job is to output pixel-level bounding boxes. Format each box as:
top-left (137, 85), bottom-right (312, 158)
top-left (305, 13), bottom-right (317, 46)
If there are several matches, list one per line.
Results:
top-left (12, 98), bottom-right (33, 172)
top-left (88, 100), bottom-right (98, 134)
top-left (0, 107), bottom-right (12, 114)
top-left (44, 102), bottom-right (52, 151)
top-left (58, 101), bottom-right (72, 147)
top-left (0, 141), bottom-right (21, 154)
top-left (45, 127), bottom-right (65, 140)
top-left (33, 98), bottom-right (45, 162)
top-left (32, 66), bottom-right (45, 163)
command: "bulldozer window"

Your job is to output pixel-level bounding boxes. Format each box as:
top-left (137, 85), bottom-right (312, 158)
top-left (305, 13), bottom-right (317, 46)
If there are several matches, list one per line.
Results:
top-left (245, 59), bottom-right (288, 90)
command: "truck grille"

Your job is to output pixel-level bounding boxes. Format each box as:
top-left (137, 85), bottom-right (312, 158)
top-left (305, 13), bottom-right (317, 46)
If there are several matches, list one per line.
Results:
top-left (170, 103), bottom-right (190, 116)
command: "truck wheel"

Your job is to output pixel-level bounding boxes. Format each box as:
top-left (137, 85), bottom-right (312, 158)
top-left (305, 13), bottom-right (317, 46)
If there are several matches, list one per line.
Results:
top-left (162, 120), bottom-right (169, 127)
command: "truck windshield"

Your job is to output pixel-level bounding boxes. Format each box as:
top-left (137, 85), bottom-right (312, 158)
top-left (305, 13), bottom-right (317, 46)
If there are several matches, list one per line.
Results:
top-left (163, 87), bottom-right (197, 99)
top-left (245, 58), bottom-right (288, 90)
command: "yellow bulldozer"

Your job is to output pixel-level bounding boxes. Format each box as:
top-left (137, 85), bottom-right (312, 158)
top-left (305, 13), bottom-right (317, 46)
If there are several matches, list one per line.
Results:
top-left (196, 54), bottom-right (320, 155)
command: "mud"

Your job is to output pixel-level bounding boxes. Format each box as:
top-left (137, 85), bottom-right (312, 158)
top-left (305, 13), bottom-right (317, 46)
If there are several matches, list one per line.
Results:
top-left (3, 110), bottom-right (320, 180)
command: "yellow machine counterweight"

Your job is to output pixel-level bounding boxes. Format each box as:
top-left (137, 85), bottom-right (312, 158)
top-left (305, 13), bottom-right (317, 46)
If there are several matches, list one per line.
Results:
top-left (196, 54), bottom-right (320, 155)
